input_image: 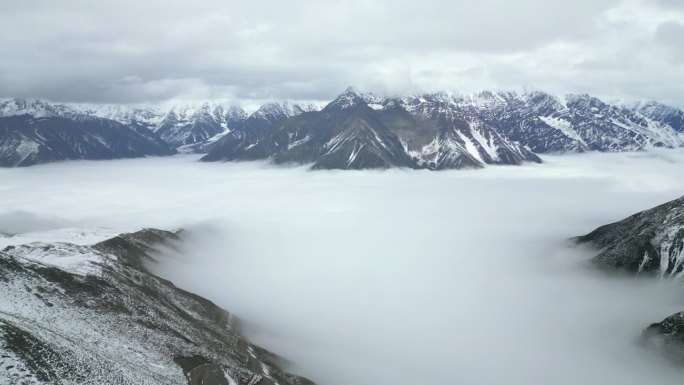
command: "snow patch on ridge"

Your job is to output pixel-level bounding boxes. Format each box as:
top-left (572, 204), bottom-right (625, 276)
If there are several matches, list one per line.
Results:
top-left (3, 242), bottom-right (106, 276)
top-left (0, 227), bottom-right (132, 276)
top-left (539, 116), bottom-right (587, 147)
top-left (0, 227), bottom-right (125, 248)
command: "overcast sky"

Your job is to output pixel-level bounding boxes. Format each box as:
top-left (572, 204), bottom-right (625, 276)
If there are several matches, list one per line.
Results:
top-left (0, 0), bottom-right (682, 106)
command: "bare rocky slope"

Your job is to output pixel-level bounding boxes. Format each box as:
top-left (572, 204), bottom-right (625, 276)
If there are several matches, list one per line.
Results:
top-left (576, 196), bottom-right (684, 363)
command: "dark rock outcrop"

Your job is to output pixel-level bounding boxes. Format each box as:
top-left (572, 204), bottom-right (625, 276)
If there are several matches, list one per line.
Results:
top-left (576, 196), bottom-right (684, 365)
top-left (575, 196), bottom-right (684, 277)
top-left (642, 312), bottom-right (684, 364)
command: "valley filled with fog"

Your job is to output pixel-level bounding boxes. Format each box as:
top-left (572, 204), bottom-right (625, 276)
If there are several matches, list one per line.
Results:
top-left (1, 151), bottom-right (684, 384)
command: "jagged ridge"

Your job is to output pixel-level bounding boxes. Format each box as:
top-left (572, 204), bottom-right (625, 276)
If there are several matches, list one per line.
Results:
top-left (2, 88), bottom-right (684, 169)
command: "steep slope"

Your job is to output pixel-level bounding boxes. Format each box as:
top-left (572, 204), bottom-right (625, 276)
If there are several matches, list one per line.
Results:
top-left (398, 93), bottom-right (541, 168)
top-left (274, 90), bottom-right (417, 169)
top-left (468, 91), bottom-right (684, 153)
top-left (0, 115), bottom-right (176, 167)
top-left (562, 94), bottom-right (683, 151)
top-left (153, 103), bottom-right (247, 149)
top-left (0, 228), bottom-right (313, 385)
top-left (0, 99), bottom-right (80, 119)
top-left (634, 101), bottom-right (684, 133)
top-left (3, 91), bottom-right (683, 168)
top-left (200, 102), bottom-right (319, 162)
top-left (0, 98), bottom-right (248, 151)
top-left (202, 89), bottom-right (541, 170)
top-left (575, 196), bottom-right (684, 277)
top-left (203, 90), bottom-right (417, 169)
top-left (466, 91), bottom-right (589, 153)
top-left (575, 196), bottom-right (684, 364)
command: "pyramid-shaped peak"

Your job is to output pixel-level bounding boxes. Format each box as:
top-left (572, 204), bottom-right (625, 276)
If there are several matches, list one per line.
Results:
top-left (324, 87), bottom-right (368, 112)
top-left (343, 86), bottom-right (359, 94)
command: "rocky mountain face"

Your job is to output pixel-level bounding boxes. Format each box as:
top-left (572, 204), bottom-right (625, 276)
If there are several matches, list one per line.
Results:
top-left (0, 115), bottom-right (175, 167)
top-left (0, 227), bottom-right (313, 385)
top-left (452, 91), bottom-right (684, 153)
top-left (202, 89), bottom-right (542, 170)
top-left (397, 93), bottom-right (541, 169)
top-left (0, 99), bottom-right (249, 151)
top-left (575, 196), bottom-right (684, 277)
top-left (201, 88), bottom-right (684, 170)
top-left (0, 99), bottom-right (318, 166)
top-left (200, 102), bottom-right (320, 163)
top-left (150, 104), bottom-right (247, 150)
top-left (576, 196), bottom-right (684, 363)
top-left (2, 90), bottom-right (683, 169)
top-left (642, 312), bottom-right (684, 365)
top-left (635, 101), bottom-right (684, 134)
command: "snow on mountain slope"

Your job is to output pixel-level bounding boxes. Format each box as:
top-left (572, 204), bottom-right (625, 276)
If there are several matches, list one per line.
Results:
top-left (152, 103), bottom-right (247, 148)
top-left (464, 91), bottom-right (684, 153)
top-left (70, 100), bottom-right (249, 150)
top-left (0, 99), bottom-right (249, 150)
top-left (561, 94), bottom-right (683, 151)
top-left (0, 98), bottom-right (80, 119)
top-left (0, 228), bottom-right (125, 248)
top-left (464, 90), bottom-right (590, 153)
top-left (307, 93), bottom-right (416, 169)
top-left (575, 196), bottom-right (684, 365)
top-left (3, 90), bottom-right (684, 168)
top-left (202, 89), bottom-right (543, 170)
top-left (398, 93), bottom-right (541, 168)
top-left (576, 195), bottom-right (684, 278)
top-left (0, 228), bottom-right (314, 385)
top-left (0, 115), bottom-right (176, 167)
top-left (633, 101), bottom-right (684, 133)
top-left (200, 101), bottom-right (320, 162)
top-left (248, 101), bottom-right (319, 125)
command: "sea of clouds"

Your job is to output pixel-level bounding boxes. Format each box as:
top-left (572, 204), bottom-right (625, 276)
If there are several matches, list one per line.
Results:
top-left (1, 150), bottom-right (684, 384)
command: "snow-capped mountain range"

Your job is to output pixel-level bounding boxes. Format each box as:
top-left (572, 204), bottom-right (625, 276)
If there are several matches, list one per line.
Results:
top-left (1, 88), bottom-right (683, 168)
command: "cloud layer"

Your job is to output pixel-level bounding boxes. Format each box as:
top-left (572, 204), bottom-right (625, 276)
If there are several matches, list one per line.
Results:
top-left (0, 0), bottom-right (682, 106)
top-left (1, 150), bottom-right (684, 384)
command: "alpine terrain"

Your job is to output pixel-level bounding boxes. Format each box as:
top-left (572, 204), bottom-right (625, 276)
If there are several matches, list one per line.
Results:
top-left (0, 227), bottom-right (313, 385)
top-left (2, 88), bottom-right (683, 169)
top-left (576, 196), bottom-right (684, 363)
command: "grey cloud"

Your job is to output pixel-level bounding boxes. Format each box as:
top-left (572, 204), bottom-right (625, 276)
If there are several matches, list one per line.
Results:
top-left (0, 0), bottom-right (682, 108)
top-left (654, 20), bottom-right (684, 58)
top-left (653, 0), bottom-right (684, 10)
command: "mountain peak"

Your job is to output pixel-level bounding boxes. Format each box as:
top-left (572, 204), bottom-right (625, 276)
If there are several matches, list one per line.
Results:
top-left (323, 88), bottom-right (368, 112)
top-left (250, 101), bottom-right (316, 121)
top-left (0, 98), bottom-right (75, 118)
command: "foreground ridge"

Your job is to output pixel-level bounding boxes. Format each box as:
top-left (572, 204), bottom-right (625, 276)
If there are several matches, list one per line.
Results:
top-left (0, 228), bottom-right (314, 385)
top-left (576, 195), bottom-right (684, 363)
